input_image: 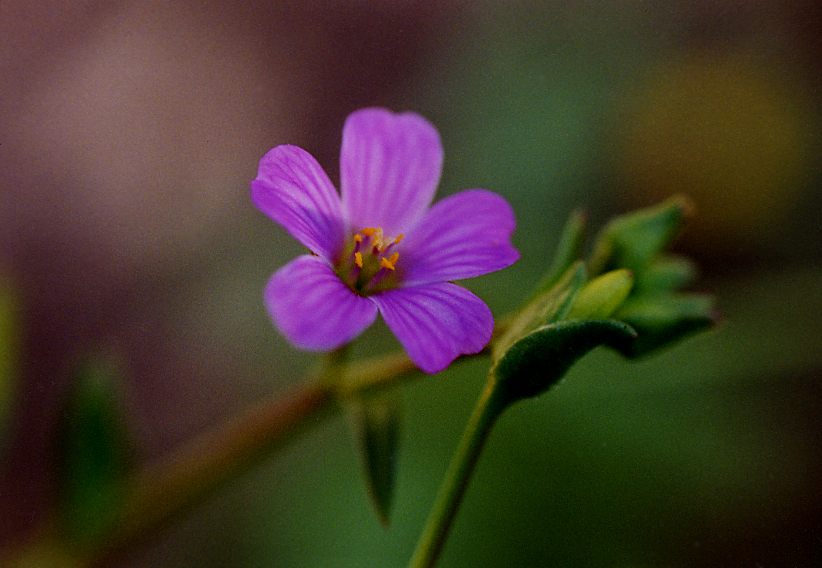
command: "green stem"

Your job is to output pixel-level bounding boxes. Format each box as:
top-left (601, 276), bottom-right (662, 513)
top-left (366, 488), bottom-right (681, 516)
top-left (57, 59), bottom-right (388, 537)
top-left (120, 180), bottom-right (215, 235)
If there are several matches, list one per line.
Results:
top-left (407, 374), bottom-right (511, 568)
top-left (323, 344), bottom-right (350, 385)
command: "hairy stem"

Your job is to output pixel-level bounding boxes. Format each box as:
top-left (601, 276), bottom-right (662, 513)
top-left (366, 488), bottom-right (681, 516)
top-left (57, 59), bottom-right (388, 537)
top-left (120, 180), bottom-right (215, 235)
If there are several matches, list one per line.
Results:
top-left (407, 374), bottom-right (511, 568)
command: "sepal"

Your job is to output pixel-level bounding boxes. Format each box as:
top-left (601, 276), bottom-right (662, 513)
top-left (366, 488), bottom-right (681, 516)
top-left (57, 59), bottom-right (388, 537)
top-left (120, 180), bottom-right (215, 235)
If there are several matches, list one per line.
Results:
top-left (613, 294), bottom-right (717, 358)
top-left (351, 394), bottom-right (402, 526)
top-left (528, 209), bottom-right (586, 300)
top-left (492, 320), bottom-right (637, 402)
top-left (490, 195), bottom-right (715, 403)
top-left (633, 255), bottom-right (698, 295)
top-left (588, 195), bottom-right (694, 277)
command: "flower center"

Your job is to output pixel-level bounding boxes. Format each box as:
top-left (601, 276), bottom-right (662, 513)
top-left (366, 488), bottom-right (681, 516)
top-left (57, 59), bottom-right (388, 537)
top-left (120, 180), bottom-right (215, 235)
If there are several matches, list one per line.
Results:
top-left (336, 227), bottom-right (403, 295)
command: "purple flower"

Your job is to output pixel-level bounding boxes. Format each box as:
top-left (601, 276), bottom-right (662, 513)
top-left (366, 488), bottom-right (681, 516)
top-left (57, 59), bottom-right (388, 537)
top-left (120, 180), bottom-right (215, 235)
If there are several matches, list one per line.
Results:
top-left (251, 108), bottom-right (519, 373)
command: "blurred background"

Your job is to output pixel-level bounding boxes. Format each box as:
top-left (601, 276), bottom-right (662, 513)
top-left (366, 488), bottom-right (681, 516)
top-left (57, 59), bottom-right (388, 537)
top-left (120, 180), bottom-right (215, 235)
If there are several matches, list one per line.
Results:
top-left (2, 1), bottom-right (821, 566)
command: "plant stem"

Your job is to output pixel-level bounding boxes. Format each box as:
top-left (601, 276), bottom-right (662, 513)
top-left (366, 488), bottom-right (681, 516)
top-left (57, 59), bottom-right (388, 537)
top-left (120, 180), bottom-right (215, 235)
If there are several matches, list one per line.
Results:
top-left (9, 327), bottom-right (509, 567)
top-left (407, 374), bottom-right (511, 568)
top-left (324, 344), bottom-right (350, 385)
top-left (82, 349), bottom-right (421, 565)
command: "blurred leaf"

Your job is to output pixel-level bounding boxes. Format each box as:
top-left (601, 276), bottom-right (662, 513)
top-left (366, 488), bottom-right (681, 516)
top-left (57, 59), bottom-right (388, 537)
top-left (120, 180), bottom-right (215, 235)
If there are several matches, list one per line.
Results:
top-left (588, 195), bottom-right (694, 277)
top-left (493, 320), bottom-right (637, 402)
top-left (55, 357), bottom-right (132, 545)
top-left (528, 209), bottom-right (587, 301)
top-left (614, 294), bottom-right (717, 358)
top-left (351, 394), bottom-right (402, 526)
top-left (567, 269), bottom-right (634, 320)
top-left (494, 262), bottom-right (587, 359)
top-left (1, 275), bottom-right (18, 452)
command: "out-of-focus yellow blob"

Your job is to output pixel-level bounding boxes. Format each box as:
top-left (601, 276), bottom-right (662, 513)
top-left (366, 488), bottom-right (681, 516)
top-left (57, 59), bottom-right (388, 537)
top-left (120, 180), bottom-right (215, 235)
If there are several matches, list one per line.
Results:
top-left (614, 52), bottom-right (818, 254)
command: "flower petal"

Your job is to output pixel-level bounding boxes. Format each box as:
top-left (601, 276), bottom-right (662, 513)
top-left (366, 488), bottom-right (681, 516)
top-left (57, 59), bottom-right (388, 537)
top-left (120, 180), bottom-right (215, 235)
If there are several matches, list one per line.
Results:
top-left (252, 145), bottom-right (345, 261)
top-left (264, 255), bottom-right (378, 350)
top-left (399, 189), bottom-right (520, 287)
top-left (340, 108), bottom-right (443, 237)
top-left (370, 283), bottom-right (493, 374)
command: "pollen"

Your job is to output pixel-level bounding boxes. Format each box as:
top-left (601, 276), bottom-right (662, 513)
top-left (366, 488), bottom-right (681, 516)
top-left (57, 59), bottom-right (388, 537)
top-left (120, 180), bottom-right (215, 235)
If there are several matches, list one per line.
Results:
top-left (371, 228), bottom-right (386, 250)
top-left (360, 227), bottom-right (377, 237)
top-left (353, 234), bottom-right (363, 243)
top-left (354, 252), bottom-right (363, 268)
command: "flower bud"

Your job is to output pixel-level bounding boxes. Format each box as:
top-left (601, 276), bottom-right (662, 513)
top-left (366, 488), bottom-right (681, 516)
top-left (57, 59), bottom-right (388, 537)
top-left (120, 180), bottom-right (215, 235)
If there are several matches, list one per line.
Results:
top-left (567, 269), bottom-right (634, 320)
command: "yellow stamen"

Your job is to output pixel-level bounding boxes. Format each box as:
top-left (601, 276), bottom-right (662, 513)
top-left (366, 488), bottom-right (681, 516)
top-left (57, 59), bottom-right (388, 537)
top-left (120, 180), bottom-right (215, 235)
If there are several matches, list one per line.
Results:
top-left (354, 252), bottom-right (363, 268)
top-left (353, 234), bottom-right (363, 243)
top-left (380, 252), bottom-right (399, 271)
top-left (393, 233), bottom-right (404, 245)
top-left (360, 227), bottom-right (376, 237)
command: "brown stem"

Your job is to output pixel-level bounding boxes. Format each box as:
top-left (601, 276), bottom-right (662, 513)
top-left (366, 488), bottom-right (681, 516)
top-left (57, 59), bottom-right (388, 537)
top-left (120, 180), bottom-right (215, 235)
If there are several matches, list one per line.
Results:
top-left (98, 381), bottom-right (337, 561)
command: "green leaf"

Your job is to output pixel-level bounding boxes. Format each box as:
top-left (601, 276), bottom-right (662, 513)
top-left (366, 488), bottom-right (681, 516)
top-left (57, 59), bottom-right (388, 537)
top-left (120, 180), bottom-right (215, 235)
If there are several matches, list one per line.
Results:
top-left (567, 269), bottom-right (634, 320)
top-left (614, 294), bottom-right (717, 358)
top-left (351, 394), bottom-right (402, 527)
top-left (633, 255), bottom-right (698, 295)
top-left (588, 195), bottom-right (694, 277)
top-left (528, 209), bottom-right (587, 301)
top-left (55, 357), bottom-right (132, 544)
top-left (492, 320), bottom-right (637, 402)
top-left (494, 262), bottom-right (587, 360)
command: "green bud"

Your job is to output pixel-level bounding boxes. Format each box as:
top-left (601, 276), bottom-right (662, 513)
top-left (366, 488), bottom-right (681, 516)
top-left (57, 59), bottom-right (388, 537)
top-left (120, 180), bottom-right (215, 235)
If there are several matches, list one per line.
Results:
top-left (567, 269), bottom-right (634, 320)
top-left (494, 262), bottom-right (586, 360)
top-left (528, 209), bottom-right (586, 300)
